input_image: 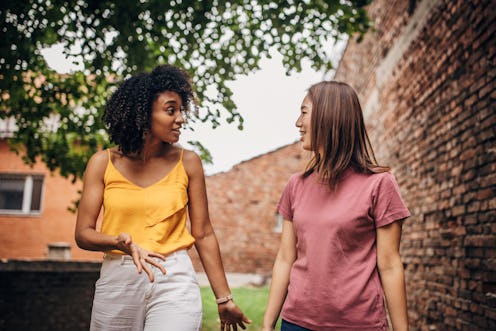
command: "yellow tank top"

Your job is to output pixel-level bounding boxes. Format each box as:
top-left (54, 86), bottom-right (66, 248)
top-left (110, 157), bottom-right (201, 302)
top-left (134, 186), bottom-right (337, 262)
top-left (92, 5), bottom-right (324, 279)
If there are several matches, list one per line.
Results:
top-left (101, 149), bottom-right (195, 255)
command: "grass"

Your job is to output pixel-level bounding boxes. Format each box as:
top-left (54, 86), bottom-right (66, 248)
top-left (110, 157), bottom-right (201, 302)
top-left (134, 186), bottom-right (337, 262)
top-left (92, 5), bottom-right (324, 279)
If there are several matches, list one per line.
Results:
top-left (201, 286), bottom-right (280, 331)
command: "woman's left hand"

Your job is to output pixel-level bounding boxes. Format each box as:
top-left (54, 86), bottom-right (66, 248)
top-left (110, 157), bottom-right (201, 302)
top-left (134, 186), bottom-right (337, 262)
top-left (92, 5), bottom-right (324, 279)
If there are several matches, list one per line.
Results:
top-left (218, 300), bottom-right (251, 331)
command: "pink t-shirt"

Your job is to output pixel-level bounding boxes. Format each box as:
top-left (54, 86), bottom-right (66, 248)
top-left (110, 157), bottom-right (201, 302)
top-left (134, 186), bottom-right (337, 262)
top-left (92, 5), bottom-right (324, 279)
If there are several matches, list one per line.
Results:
top-left (277, 169), bottom-right (410, 331)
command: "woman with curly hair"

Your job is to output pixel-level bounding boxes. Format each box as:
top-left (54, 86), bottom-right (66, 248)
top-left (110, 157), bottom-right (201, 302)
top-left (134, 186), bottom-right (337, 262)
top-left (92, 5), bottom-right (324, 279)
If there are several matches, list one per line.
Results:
top-left (75, 65), bottom-right (250, 331)
top-left (263, 81), bottom-right (410, 331)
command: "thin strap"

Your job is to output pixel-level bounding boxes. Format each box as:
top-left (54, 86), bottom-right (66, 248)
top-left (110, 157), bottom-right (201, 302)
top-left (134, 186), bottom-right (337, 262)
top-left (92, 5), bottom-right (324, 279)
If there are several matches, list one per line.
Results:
top-left (103, 149), bottom-right (112, 183)
top-left (180, 148), bottom-right (184, 161)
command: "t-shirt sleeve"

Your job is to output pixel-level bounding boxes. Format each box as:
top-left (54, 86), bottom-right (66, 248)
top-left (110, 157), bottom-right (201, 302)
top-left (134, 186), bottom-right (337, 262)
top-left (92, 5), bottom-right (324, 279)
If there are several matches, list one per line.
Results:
top-left (371, 172), bottom-right (411, 228)
top-left (276, 174), bottom-right (298, 221)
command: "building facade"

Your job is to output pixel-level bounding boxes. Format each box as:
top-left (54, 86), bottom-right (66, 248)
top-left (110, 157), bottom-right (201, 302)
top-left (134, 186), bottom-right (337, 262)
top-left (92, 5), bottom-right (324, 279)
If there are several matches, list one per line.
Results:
top-left (333, 0), bottom-right (495, 329)
top-left (0, 139), bottom-right (102, 261)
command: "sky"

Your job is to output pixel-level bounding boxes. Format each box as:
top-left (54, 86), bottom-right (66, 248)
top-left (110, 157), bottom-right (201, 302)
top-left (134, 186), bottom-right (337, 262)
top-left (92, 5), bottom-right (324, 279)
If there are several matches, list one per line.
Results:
top-left (42, 44), bottom-right (345, 175)
top-left (181, 54), bottom-right (323, 174)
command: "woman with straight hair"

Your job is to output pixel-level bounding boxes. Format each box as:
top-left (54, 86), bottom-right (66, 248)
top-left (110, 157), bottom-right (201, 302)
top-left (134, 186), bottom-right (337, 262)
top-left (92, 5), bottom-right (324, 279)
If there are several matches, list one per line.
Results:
top-left (263, 81), bottom-right (410, 331)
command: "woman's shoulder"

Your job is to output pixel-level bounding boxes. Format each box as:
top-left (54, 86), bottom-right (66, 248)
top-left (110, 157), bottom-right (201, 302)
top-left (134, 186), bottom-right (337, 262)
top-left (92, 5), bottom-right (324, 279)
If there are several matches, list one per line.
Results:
top-left (341, 168), bottom-right (397, 189)
top-left (351, 168), bottom-right (394, 180)
top-left (284, 172), bottom-right (309, 190)
top-left (89, 148), bottom-right (111, 165)
top-left (369, 170), bottom-right (397, 183)
top-left (84, 149), bottom-right (110, 178)
top-left (178, 147), bottom-right (203, 176)
top-left (288, 171), bottom-right (305, 182)
top-left (360, 170), bottom-right (402, 196)
top-left (179, 147), bottom-right (201, 165)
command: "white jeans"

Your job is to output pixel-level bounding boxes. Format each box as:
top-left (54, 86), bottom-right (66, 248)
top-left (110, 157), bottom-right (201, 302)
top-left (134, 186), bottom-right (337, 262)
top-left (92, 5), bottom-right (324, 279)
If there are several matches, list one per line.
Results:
top-left (90, 250), bottom-right (202, 331)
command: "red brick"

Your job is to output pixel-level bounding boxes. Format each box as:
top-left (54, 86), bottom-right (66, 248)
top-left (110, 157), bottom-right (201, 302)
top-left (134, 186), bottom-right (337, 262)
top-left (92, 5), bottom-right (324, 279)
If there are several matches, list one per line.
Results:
top-left (333, 0), bottom-right (496, 328)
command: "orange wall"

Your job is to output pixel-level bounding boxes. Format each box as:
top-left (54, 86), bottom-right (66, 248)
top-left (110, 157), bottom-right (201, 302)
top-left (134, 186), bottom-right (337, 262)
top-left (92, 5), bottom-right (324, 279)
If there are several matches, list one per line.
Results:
top-left (0, 140), bottom-right (102, 261)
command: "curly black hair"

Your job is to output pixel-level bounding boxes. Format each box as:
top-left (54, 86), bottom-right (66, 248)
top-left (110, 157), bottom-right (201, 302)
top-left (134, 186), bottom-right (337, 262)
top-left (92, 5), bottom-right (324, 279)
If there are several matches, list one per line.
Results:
top-left (103, 65), bottom-right (196, 155)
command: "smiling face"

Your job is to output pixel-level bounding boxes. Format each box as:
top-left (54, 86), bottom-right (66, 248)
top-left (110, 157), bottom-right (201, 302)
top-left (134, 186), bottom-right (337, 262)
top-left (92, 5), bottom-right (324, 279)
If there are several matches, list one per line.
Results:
top-left (296, 94), bottom-right (313, 151)
top-left (149, 91), bottom-right (185, 144)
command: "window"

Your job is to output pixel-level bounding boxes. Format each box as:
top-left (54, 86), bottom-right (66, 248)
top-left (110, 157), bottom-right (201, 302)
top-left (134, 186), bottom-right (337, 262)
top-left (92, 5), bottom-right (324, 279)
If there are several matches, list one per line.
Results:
top-left (0, 117), bottom-right (17, 138)
top-left (0, 174), bottom-right (44, 215)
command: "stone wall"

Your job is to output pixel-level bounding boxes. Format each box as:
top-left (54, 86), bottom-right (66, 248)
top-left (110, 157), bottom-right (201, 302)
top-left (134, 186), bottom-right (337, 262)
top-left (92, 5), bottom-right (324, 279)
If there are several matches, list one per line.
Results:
top-left (334, 0), bottom-right (495, 329)
top-left (0, 260), bottom-right (100, 330)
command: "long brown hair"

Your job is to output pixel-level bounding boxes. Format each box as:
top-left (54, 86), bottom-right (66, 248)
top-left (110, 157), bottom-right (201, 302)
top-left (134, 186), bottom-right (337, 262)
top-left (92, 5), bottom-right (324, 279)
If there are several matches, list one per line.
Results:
top-left (302, 81), bottom-right (389, 188)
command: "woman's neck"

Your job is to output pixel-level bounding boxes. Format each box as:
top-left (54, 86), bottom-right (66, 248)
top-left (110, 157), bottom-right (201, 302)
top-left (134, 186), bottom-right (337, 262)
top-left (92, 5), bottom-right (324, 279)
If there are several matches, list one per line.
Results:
top-left (129, 141), bottom-right (172, 162)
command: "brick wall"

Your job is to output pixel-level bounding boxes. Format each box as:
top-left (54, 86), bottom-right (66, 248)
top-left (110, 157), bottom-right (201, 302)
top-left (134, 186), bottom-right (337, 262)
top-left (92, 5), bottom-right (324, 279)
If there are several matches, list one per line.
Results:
top-left (334, 0), bottom-right (495, 329)
top-left (190, 143), bottom-right (310, 274)
top-left (0, 140), bottom-right (102, 261)
top-left (0, 260), bottom-right (100, 330)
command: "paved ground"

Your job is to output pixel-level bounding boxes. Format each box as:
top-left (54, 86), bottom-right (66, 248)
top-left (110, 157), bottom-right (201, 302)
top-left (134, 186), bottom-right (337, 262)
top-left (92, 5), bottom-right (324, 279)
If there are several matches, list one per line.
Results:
top-left (196, 272), bottom-right (269, 288)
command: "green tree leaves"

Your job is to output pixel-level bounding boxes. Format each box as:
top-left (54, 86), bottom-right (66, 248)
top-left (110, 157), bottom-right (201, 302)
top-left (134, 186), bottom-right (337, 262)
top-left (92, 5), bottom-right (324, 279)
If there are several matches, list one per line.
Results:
top-left (0, 0), bottom-right (370, 181)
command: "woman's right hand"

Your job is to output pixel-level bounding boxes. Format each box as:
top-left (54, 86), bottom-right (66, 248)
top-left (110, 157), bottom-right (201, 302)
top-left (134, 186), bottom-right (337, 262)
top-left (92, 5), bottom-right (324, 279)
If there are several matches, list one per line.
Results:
top-left (116, 233), bottom-right (167, 282)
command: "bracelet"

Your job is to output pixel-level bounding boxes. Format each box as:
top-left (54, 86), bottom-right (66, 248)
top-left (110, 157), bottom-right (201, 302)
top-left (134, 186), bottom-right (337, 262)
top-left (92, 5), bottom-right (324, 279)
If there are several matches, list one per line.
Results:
top-left (216, 294), bottom-right (233, 304)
